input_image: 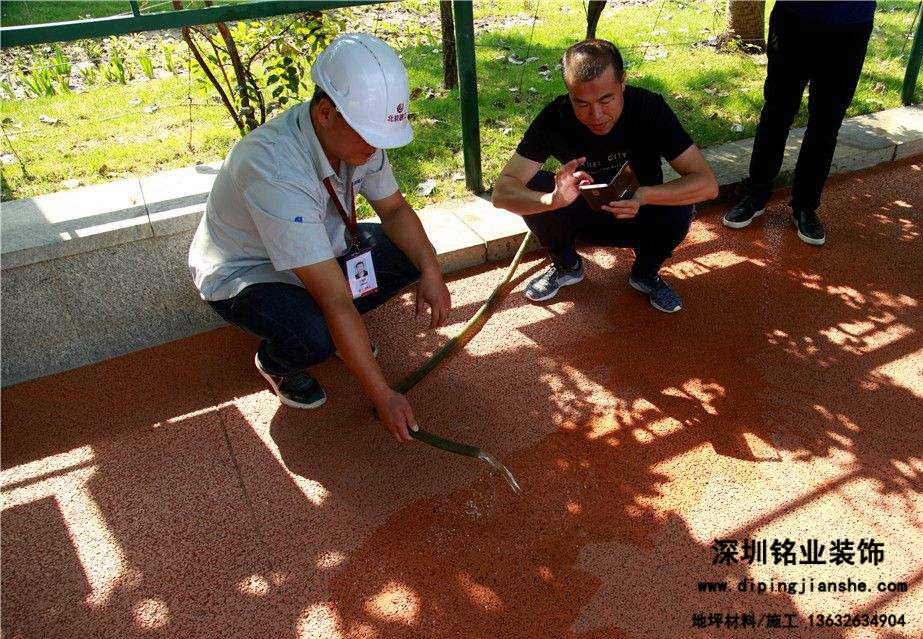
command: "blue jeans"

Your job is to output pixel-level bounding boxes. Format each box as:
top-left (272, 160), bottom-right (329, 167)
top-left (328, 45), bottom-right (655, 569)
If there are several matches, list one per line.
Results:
top-left (208, 223), bottom-right (420, 376)
top-left (523, 171), bottom-right (695, 279)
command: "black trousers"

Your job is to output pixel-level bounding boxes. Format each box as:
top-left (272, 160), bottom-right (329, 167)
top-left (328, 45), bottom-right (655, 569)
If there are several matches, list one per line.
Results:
top-left (523, 171), bottom-right (695, 279)
top-left (208, 223), bottom-right (420, 376)
top-left (746, 4), bottom-right (873, 212)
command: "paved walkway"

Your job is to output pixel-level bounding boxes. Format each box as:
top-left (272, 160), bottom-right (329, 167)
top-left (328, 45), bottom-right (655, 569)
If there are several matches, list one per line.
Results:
top-left (2, 158), bottom-right (922, 638)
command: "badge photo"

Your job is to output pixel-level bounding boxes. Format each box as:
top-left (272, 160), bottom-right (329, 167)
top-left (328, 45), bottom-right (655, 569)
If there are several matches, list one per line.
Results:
top-left (346, 250), bottom-right (378, 299)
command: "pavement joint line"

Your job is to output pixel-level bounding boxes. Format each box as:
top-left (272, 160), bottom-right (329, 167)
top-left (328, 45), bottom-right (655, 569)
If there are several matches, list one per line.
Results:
top-left (192, 335), bottom-right (279, 571)
top-left (206, 373), bottom-right (279, 574)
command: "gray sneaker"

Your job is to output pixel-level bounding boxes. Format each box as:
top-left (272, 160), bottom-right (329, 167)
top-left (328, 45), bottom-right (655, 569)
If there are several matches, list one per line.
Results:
top-left (525, 258), bottom-right (584, 302)
top-left (629, 273), bottom-right (683, 313)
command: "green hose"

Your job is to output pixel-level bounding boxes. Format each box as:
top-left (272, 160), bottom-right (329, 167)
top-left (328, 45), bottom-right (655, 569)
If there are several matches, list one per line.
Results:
top-left (410, 428), bottom-right (481, 459)
top-left (396, 230), bottom-right (533, 394)
top-left (399, 230), bottom-right (533, 495)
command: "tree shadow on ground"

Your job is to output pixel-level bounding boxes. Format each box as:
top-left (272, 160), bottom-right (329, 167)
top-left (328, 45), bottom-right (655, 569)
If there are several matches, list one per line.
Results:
top-left (277, 159), bottom-right (922, 636)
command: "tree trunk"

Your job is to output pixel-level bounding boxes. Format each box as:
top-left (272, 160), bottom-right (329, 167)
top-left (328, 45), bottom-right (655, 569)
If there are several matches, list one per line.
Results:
top-left (586, 0), bottom-right (607, 40)
top-left (440, 1), bottom-right (457, 90)
top-left (726, 0), bottom-right (765, 51)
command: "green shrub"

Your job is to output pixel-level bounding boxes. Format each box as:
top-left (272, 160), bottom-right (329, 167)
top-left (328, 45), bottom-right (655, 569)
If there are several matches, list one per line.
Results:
top-left (52, 47), bottom-right (72, 93)
top-left (0, 80), bottom-right (16, 100)
top-left (138, 47), bottom-right (155, 79)
top-left (102, 37), bottom-right (131, 84)
top-left (79, 39), bottom-right (103, 65)
top-left (20, 66), bottom-right (56, 97)
top-left (185, 11), bottom-right (344, 134)
top-left (162, 42), bottom-right (178, 75)
top-left (78, 64), bottom-right (100, 86)
top-left (103, 52), bottom-right (128, 84)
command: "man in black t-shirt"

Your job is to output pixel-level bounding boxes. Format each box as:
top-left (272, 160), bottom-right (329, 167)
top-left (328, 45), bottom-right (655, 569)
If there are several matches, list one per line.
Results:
top-left (493, 39), bottom-right (718, 313)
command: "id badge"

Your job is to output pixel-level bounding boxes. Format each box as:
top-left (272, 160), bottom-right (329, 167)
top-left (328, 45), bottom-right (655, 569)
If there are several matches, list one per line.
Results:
top-left (345, 249), bottom-right (379, 299)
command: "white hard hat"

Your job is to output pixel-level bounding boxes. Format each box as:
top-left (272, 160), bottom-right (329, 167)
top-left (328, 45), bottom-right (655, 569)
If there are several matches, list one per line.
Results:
top-left (311, 33), bottom-right (413, 149)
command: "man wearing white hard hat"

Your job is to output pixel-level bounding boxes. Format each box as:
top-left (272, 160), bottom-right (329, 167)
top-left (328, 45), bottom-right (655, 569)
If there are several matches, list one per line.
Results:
top-left (188, 34), bottom-right (451, 442)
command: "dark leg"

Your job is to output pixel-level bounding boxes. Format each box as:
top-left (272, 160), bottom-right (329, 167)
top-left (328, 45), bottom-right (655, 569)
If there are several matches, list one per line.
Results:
top-left (208, 222), bottom-right (421, 374)
top-left (577, 204), bottom-right (695, 279)
top-left (746, 5), bottom-right (810, 206)
top-left (630, 204), bottom-right (696, 278)
top-left (208, 283), bottom-right (334, 376)
top-left (522, 170), bottom-right (591, 270)
top-left (791, 19), bottom-right (873, 212)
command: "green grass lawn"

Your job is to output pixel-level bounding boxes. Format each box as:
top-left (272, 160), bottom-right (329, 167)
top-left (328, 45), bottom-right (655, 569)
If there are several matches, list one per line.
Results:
top-left (0, 0), bottom-right (243, 26)
top-left (1, 0), bottom-right (919, 213)
top-left (0, 78), bottom-right (239, 197)
top-left (1, 1), bottom-right (134, 26)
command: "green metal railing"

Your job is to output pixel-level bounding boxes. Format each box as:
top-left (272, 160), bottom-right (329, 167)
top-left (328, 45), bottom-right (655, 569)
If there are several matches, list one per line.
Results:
top-left (0, 1), bottom-right (380, 47)
top-left (902, 1), bottom-right (923, 105)
top-left (451, 0), bottom-right (482, 193)
top-left (0, 0), bottom-right (486, 193)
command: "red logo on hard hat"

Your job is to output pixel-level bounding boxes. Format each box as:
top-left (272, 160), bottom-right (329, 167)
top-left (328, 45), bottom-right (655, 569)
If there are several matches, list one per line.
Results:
top-left (388, 102), bottom-right (407, 123)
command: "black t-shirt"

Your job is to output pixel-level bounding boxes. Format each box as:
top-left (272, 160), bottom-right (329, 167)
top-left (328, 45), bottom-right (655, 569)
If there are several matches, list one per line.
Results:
top-left (516, 85), bottom-right (694, 187)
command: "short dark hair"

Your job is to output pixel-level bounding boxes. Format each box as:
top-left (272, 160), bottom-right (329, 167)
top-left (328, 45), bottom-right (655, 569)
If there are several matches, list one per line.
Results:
top-left (562, 39), bottom-right (624, 85)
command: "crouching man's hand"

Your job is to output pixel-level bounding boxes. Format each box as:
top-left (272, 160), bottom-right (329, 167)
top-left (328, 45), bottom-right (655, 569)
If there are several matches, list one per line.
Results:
top-left (416, 267), bottom-right (451, 328)
top-left (602, 186), bottom-right (648, 219)
top-left (550, 156), bottom-right (593, 210)
top-left (372, 388), bottom-right (419, 442)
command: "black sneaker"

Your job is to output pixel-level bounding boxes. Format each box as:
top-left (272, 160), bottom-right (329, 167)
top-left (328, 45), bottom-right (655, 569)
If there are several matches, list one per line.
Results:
top-left (255, 353), bottom-right (327, 409)
top-left (792, 209), bottom-right (826, 246)
top-left (722, 197), bottom-right (765, 229)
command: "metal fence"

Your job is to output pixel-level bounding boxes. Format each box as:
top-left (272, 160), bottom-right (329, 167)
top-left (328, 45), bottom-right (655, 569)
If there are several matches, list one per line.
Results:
top-left (0, 0), bottom-right (484, 191)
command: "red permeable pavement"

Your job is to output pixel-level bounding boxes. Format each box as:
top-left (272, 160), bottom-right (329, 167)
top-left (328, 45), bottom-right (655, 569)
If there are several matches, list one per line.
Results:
top-left (3, 157), bottom-right (922, 639)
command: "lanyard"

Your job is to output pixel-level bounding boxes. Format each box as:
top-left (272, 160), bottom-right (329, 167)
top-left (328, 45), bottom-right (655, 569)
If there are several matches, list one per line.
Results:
top-left (322, 176), bottom-right (360, 251)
